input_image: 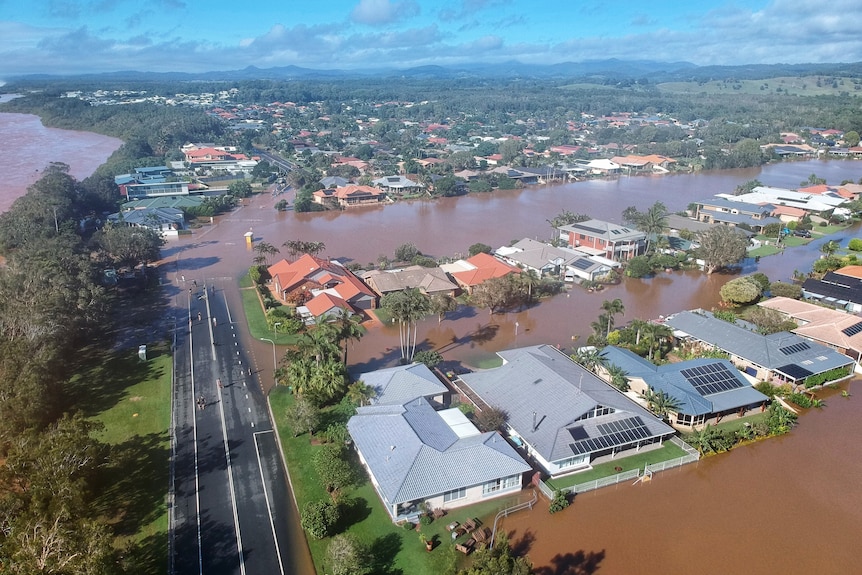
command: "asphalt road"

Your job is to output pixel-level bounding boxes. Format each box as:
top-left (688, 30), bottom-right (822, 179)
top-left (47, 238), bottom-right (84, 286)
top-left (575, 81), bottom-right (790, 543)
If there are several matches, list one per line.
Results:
top-left (171, 281), bottom-right (306, 575)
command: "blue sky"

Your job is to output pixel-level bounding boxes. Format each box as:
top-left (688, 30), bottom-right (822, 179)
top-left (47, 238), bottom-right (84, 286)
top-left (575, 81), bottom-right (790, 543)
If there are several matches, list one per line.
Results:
top-left (2, 0), bottom-right (862, 77)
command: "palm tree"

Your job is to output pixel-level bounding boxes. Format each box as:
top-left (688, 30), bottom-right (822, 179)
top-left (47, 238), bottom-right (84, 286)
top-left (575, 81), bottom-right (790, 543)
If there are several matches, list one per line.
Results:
top-left (346, 380), bottom-right (376, 407)
top-left (642, 388), bottom-right (682, 421)
top-left (689, 424), bottom-right (721, 455)
top-left (253, 241), bottom-right (280, 266)
top-left (332, 313), bottom-right (364, 363)
top-left (573, 347), bottom-right (606, 373)
top-left (520, 269), bottom-right (541, 305)
top-left (381, 288), bottom-right (431, 362)
top-left (641, 322), bottom-right (674, 361)
top-left (820, 240), bottom-right (839, 258)
top-left (640, 202), bottom-right (669, 254)
top-left (600, 298), bottom-right (625, 338)
top-left (628, 318), bottom-right (650, 346)
top-left (605, 363), bottom-right (630, 392)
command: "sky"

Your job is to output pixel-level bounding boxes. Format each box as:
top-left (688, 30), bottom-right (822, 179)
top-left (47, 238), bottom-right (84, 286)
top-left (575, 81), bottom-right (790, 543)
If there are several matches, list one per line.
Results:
top-left (2, 0), bottom-right (862, 78)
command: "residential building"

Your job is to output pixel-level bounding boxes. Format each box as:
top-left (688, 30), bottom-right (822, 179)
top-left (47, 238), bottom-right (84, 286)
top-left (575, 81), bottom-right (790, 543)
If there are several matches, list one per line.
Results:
top-left (348, 396), bottom-right (530, 521)
top-left (352, 363), bottom-right (448, 406)
top-left (599, 347), bottom-right (768, 429)
top-left (495, 238), bottom-right (613, 282)
top-left (107, 207), bottom-right (185, 235)
top-left (372, 175), bottom-right (424, 195)
top-left (802, 269), bottom-right (862, 313)
top-left (694, 197), bottom-right (781, 232)
top-left (115, 166), bottom-right (189, 200)
top-left (267, 255), bottom-right (377, 323)
top-left (442, 253), bottom-right (521, 294)
top-left (457, 345), bottom-right (675, 478)
top-left (362, 266), bottom-right (458, 297)
top-left (664, 310), bottom-right (854, 388)
top-left (312, 185), bottom-right (385, 208)
top-left (558, 219), bottom-right (646, 261)
top-left (758, 296), bottom-right (862, 369)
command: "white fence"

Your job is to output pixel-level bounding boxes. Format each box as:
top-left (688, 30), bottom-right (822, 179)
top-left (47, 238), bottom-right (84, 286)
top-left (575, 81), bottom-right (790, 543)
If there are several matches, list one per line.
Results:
top-left (540, 437), bottom-right (700, 497)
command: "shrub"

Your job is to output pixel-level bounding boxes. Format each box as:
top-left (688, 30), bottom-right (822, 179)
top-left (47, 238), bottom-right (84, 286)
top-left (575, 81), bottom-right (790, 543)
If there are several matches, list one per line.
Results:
top-left (769, 281), bottom-right (802, 299)
top-left (625, 256), bottom-right (652, 278)
top-left (549, 490), bottom-right (570, 514)
top-left (848, 238), bottom-right (862, 251)
top-left (401, 521), bottom-right (415, 531)
top-left (419, 514), bottom-right (433, 526)
top-left (302, 500), bottom-right (341, 539)
top-left (720, 276), bottom-right (762, 306)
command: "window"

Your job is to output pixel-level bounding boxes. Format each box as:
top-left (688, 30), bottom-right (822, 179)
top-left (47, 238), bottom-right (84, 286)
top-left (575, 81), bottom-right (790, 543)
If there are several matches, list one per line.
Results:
top-left (556, 454), bottom-right (589, 469)
top-left (443, 487), bottom-right (466, 502)
top-left (482, 474), bottom-right (521, 495)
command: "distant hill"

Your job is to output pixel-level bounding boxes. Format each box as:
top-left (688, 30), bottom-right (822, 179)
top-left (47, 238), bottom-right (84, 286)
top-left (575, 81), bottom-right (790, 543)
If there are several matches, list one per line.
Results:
top-left (5, 59), bottom-right (862, 85)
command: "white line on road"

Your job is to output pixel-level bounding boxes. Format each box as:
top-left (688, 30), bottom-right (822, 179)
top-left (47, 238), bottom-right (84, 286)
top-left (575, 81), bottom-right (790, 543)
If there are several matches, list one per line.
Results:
top-left (253, 431), bottom-right (286, 575)
top-left (189, 299), bottom-right (204, 575)
top-left (217, 375), bottom-right (246, 575)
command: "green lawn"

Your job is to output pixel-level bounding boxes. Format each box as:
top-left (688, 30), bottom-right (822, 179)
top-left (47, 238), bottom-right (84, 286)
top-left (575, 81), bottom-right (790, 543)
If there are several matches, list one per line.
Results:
top-left (269, 387), bottom-right (524, 575)
top-left (70, 343), bottom-right (173, 575)
top-left (239, 274), bottom-right (301, 345)
top-left (545, 441), bottom-right (687, 491)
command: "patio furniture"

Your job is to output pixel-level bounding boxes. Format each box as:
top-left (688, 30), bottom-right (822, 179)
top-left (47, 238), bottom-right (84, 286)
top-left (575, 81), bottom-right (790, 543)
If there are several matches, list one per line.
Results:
top-left (464, 517), bottom-right (478, 532)
top-left (473, 527), bottom-right (489, 543)
top-left (455, 539), bottom-right (475, 555)
top-left (432, 507), bottom-right (447, 520)
top-left (445, 521), bottom-right (459, 532)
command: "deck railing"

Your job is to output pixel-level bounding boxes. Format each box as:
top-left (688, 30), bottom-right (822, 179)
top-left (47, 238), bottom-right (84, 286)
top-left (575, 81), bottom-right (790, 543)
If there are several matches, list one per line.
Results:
top-left (490, 490), bottom-right (538, 543)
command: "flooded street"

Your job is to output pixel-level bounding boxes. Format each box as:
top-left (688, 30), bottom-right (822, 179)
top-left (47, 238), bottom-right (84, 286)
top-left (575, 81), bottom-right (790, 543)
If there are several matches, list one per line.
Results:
top-left (4, 109), bottom-right (862, 574)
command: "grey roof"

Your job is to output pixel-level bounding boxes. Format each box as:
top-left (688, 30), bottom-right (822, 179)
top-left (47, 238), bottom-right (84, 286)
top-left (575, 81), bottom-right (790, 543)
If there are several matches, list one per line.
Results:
top-left (497, 238), bottom-right (580, 271)
top-left (459, 345), bottom-right (673, 464)
top-left (665, 310), bottom-right (853, 381)
top-left (362, 266), bottom-right (457, 296)
top-left (353, 363), bottom-right (448, 406)
top-left (320, 176), bottom-right (349, 188)
top-left (108, 207), bottom-right (184, 228)
top-left (600, 346), bottom-right (768, 416)
top-left (347, 397), bottom-right (530, 506)
top-left (802, 272), bottom-right (862, 305)
top-left (665, 214), bottom-right (714, 234)
top-left (558, 219), bottom-right (646, 243)
top-left (697, 197), bottom-right (776, 216)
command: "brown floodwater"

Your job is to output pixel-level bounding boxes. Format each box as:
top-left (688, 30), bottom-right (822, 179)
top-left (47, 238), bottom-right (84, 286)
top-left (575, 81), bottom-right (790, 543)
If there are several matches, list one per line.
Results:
top-left (4, 110), bottom-right (862, 574)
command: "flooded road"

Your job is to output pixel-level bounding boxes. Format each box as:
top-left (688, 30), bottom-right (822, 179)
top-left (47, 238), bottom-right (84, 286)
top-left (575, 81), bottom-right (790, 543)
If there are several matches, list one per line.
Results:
top-left (4, 108), bottom-right (862, 574)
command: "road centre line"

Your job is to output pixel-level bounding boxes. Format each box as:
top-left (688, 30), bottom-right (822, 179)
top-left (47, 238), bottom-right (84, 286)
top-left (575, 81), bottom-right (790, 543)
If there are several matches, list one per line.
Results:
top-left (253, 431), bottom-right (285, 575)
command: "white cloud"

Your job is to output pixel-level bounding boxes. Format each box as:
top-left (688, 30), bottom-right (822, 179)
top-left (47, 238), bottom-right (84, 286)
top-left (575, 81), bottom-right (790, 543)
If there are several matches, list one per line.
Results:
top-left (350, 0), bottom-right (420, 25)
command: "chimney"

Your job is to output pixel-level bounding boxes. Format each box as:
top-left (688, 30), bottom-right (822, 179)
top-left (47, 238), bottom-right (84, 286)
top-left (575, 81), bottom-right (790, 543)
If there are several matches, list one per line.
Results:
top-left (532, 411), bottom-right (538, 432)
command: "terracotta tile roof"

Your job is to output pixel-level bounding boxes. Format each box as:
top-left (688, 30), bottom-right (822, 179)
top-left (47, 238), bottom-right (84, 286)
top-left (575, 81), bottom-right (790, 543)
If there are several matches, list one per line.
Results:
top-left (305, 292), bottom-right (350, 317)
top-left (759, 296), bottom-right (862, 353)
top-left (835, 265), bottom-right (862, 280)
top-left (450, 253), bottom-right (520, 287)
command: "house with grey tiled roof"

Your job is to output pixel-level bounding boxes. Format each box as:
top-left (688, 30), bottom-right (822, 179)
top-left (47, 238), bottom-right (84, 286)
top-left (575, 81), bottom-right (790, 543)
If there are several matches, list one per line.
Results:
top-left (557, 219), bottom-right (646, 262)
top-left (599, 346), bottom-right (768, 429)
top-left (665, 310), bottom-right (854, 388)
top-left (694, 197), bottom-right (780, 233)
top-left (361, 266), bottom-right (458, 297)
top-left (348, 397), bottom-right (531, 521)
top-left (457, 345), bottom-right (674, 477)
top-left (351, 363), bottom-right (448, 407)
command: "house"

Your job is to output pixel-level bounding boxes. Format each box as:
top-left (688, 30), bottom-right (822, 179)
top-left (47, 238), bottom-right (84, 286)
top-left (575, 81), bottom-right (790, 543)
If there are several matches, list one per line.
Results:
top-left (312, 185), bottom-right (385, 208)
top-left (494, 238), bottom-right (612, 282)
top-left (372, 175), bottom-right (424, 195)
top-left (694, 197), bottom-right (781, 232)
top-left (362, 266), bottom-right (459, 297)
top-left (457, 345), bottom-right (675, 477)
top-left (722, 186), bottom-right (846, 216)
top-left (107, 207), bottom-right (185, 236)
top-left (801, 269), bottom-right (862, 313)
top-left (664, 310), bottom-right (854, 388)
top-left (348, 396), bottom-right (531, 522)
top-left (557, 219), bottom-right (646, 261)
top-left (352, 363), bottom-right (448, 406)
top-left (443, 253), bottom-right (521, 294)
top-left (599, 347), bottom-right (768, 429)
top-left (115, 166), bottom-right (189, 199)
top-left (758, 296), bottom-right (862, 369)
top-left (267, 255), bottom-right (377, 322)
top-left (319, 175), bottom-right (350, 188)
top-left (610, 154), bottom-right (676, 174)
top-left (584, 159), bottom-right (620, 175)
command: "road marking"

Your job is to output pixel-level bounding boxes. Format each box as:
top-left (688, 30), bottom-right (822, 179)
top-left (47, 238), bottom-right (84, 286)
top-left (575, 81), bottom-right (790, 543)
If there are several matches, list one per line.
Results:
top-left (217, 367), bottom-right (247, 575)
top-left (188, 306), bottom-right (204, 575)
top-left (253, 431), bottom-right (286, 575)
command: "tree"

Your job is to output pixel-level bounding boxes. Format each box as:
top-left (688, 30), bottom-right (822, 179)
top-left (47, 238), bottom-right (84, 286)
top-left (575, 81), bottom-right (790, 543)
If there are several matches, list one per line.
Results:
top-left (345, 380), bottom-right (376, 407)
top-left (572, 347), bottom-right (606, 373)
top-left (624, 255), bottom-right (653, 278)
top-left (734, 179), bottom-right (763, 195)
top-left (283, 239), bottom-right (326, 258)
top-left (456, 533), bottom-right (532, 575)
top-left (228, 180), bottom-right (253, 198)
top-left (380, 288), bottom-right (430, 362)
top-left (820, 240), bottom-right (840, 258)
top-left (600, 299), bottom-right (625, 338)
top-left (313, 444), bottom-right (356, 497)
top-left (286, 395), bottom-right (321, 436)
top-left (301, 500), bottom-right (341, 539)
top-left (547, 210), bottom-right (590, 242)
top-left (642, 388), bottom-right (682, 421)
top-left (625, 201), bottom-right (668, 254)
top-left (327, 534), bottom-right (372, 575)
top-left (471, 275), bottom-right (524, 314)
top-left (688, 424), bottom-right (723, 455)
top-left (848, 238), bottom-right (862, 252)
top-left (331, 313), bottom-right (363, 363)
top-left (519, 269), bottom-right (541, 304)
top-left (429, 293), bottom-right (458, 324)
top-left (696, 225), bottom-right (750, 274)
top-left (746, 306), bottom-right (797, 335)
top-left (474, 406), bottom-right (507, 432)
top-left (641, 322), bottom-right (674, 361)
top-left (605, 363), bottom-right (631, 392)
top-left (97, 224), bottom-right (165, 269)
top-left (468, 243), bottom-right (493, 256)
top-left (720, 276), bottom-right (762, 306)
top-left (394, 242), bottom-right (420, 262)
top-left (769, 281), bottom-right (802, 299)
top-left (253, 241), bottom-right (280, 266)
top-left (844, 130), bottom-right (861, 148)
top-left (413, 349), bottom-right (443, 368)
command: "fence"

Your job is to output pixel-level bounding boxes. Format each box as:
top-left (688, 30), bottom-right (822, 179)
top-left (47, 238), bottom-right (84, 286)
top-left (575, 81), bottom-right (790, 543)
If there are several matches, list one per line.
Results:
top-left (539, 437), bottom-right (700, 498)
top-left (490, 490), bottom-right (538, 543)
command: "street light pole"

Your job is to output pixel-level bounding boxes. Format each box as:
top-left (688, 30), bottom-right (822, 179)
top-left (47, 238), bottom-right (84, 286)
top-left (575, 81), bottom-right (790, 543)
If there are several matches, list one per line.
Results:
top-left (260, 338), bottom-right (277, 373)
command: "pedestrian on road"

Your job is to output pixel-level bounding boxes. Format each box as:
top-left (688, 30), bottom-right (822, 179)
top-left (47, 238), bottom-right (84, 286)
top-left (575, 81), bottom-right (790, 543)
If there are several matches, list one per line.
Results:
top-left (217, 378), bottom-right (223, 389)
top-left (193, 279), bottom-right (197, 287)
top-left (212, 317), bottom-right (217, 327)
top-left (197, 312), bottom-right (202, 322)
top-left (197, 395), bottom-right (205, 410)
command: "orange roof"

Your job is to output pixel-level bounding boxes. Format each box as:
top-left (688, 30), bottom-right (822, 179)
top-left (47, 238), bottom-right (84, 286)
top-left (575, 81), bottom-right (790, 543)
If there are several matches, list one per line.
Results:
top-left (267, 255), bottom-right (375, 305)
top-left (772, 205), bottom-right (806, 217)
top-left (451, 253), bottom-right (520, 287)
top-left (331, 185), bottom-right (380, 199)
top-left (305, 292), bottom-right (350, 317)
top-left (834, 265), bottom-right (862, 280)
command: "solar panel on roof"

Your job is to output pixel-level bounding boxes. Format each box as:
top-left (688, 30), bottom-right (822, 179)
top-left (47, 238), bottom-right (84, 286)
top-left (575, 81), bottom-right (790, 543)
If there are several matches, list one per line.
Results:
top-left (778, 341), bottom-right (811, 355)
top-left (566, 417), bottom-right (653, 456)
top-left (841, 321), bottom-right (862, 336)
top-left (573, 224), bottom-right (605, 235)
top-left (777, 363), bottom-right (814, 380)
top-left (680, 363), bottom-right (745, 396)
top-left (572, 258), bottom-right (594, 270)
